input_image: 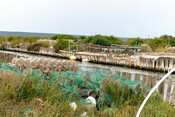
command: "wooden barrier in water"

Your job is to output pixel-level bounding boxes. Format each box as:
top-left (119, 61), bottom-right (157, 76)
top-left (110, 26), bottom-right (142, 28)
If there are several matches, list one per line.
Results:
top-left (166, 77), bottom-right (173, 103)
top-left (114, 69), bottom-right (175, 106)
top-left (4, 43), bottom-right (175, 73)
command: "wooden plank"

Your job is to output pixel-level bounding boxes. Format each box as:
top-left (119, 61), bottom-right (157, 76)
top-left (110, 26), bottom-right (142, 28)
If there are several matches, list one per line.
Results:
top-left (135, 74), bottom-right (140, 81)
top-left (122, 72), bottom-right (126, 76)
top-left (159, 79), bottom-right (165, 96)
top-left (147, 76), bottom-right (152, 88)
top-left (125, 73), bottom-right (131, 80)
top-left (171, 79), bottom-right (175, 105)
top-left (114, 70), bottom-right (121, 75)
top-left (151, 76), bottom-right (157, 88)
top-left (166, 78), bottom-right (173, 103)
top-left (142, 75), bottom-right (147, 83)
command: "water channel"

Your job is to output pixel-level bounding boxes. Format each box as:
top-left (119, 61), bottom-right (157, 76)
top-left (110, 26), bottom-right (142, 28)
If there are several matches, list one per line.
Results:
top-left (1, 50), bottom-right (174, 100)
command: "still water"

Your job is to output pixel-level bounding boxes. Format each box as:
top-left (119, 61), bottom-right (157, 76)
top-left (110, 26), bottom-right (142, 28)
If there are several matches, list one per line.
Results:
top-left (1, 50), bottom-right (174, 100)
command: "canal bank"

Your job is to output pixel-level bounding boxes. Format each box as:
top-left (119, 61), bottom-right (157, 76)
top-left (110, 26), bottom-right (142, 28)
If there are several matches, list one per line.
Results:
top-left (3, 43), bottom-right (175, 73)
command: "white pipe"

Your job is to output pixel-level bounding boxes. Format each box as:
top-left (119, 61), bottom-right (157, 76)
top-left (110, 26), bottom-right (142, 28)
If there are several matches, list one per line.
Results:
top-left (136, 67), bottom-right (175, 117)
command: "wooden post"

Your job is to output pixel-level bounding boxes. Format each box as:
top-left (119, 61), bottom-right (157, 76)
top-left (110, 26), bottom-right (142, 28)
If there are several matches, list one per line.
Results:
top-left (147, 76), bottom-right (152, 88)
top-left (164, 58), bottom-right (169, 71)
top-left (114, 70), bottom-right (121, 75)
top-left (171, 79), bottom-right (175, 105)
top-left (125, 73), bottom-right (131, 80)
top-left (142, 75), bottom-right (147, 83)
top-left (166, 78), bottom-right (173, 103)
top-left (159, 79), bottom-right (165, 96)
top-left (135, 74), bottom-right (140, 81)
top-left (122, 72), bottom-right (126, 76)
top-left (151, 76), bottom-right (157, 88)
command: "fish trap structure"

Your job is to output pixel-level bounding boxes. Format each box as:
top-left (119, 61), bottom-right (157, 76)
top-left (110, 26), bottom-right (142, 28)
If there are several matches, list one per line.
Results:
top-left (11, 57), bottom-right (80, 74)
top-left (0, 62), bottom-right (153, 109)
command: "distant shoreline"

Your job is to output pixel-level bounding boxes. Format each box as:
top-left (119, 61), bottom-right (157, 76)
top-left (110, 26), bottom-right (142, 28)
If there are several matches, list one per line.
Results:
top-left (0, 31), bottom-right (129, 41)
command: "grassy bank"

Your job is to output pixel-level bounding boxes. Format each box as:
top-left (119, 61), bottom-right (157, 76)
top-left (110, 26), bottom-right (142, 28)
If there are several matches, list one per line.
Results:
top-left (0, 70), bottom-right (175, 117)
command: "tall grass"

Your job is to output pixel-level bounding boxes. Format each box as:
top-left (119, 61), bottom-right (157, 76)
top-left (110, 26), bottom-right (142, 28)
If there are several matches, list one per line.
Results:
top-left (27, 42), bottom-right (50, 51)
top-left (0, 36), bottom-right (43, 48)
top-left (0, 71), bottom-right (175, 116)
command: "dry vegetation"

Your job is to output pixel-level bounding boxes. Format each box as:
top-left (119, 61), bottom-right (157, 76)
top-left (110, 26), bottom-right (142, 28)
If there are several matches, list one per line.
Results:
top-left (0, 69), bottom-right (174, 117)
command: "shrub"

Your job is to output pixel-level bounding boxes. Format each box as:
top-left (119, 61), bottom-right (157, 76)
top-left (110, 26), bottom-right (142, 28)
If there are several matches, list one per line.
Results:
top-left (83, 35), bottom-right (122, 46)
top-left (7, 36), bottom-right (15, 41)
top-left (149, 38), bottom-right (168, 51)
top-left (53, 39), bottom-right (69, 52)
top-left (51, 34), bottom-right (77, 40)
top-left (28, 42), bottom-right (50, 51)
top-left (79, 36), bottom-right (86, 39)
top-left (128, 38), bottom-right (144, 47)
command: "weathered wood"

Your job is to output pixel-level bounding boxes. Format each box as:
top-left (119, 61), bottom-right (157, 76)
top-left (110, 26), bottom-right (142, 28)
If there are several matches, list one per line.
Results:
top-left (171, 79), bottom-right (175, 105)
top-left (125, 73), bottom-right (131, 80)
top-left (166, 78), bottom-right (173, 103)
top-left (134, 74), bottom-right (140, 81)
top-left (114, 70), bottom-right (121, 75)
top-left (142, 75), bottom-right (147, 84)
top-left (151, 76), bottom-right (157, 88)
top-left (147, 76), bottom-right (152, 88)
top-left (159, 79), bottom-right (165, 96)
top-left (122, 72), bottom-right (126, 76)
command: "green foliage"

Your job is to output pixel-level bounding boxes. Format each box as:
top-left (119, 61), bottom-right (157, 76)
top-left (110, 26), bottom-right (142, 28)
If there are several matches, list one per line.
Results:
top-left (7, 36), bottom-right (15, 41)
top-left (0, 44), bottom-right (4, 50)
top-left (101, 78), bottom-right (145, 108)
top-left (28, 42), bottom-right (50, 51)
top-left (160, 35), bottom-right (175, 46)
top-left (0, 36), bottom-right (41, 48)
top-left (53, 39), bottom-right (69, 51)
top-left (79, 36), bottom-right (86, 39)
top-left (51, 34), bottom-right (77, 40)
top-left (83, 35), bottom-right (122, 46)
top-left (127, 38), bottom-right (144, 47)
top-left (0, 70), bottom-right (175, 116)
top-left (148, 38), bottom-right (168, 51)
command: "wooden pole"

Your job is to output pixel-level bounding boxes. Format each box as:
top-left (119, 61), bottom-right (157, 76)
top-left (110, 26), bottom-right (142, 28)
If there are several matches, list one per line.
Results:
top-left (114, 70), bottom-right (121, 75)
top-left (135, 74), bottom-right (140, 81)
top-left (166, 77), bottom-right (173, 103)
top-left (171, 79), bottom-right (175, 105)
top-left (151, 76), bottom-right (157, 88)
top-left (142, 75), bottom-right (147, 83)
top-left (158, 79), bottom-right (165, 96)
top-left (125, 73), bottom-right (131, 80)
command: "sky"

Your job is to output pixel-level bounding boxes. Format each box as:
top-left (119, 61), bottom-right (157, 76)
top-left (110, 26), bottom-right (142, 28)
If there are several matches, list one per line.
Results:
top-left (0, 0), bottom-right (175, 38)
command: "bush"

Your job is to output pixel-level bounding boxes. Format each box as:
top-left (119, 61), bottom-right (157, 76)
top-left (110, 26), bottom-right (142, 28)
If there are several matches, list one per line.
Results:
top-left (53, 39), bottom-right (69, 52)
top-left (83, 35), bottom-right (123, 46)
top-left (0, 70), bottom-right (175, 116)
top-left (128, 38), bottom-right (144, 47)
top-left (28, 42), bottom-right (50, 51)
top-left (79, 36), bottom-right (86, 39)
top-left (51, 34), bottom-right (77, 40)
top-left (149, 38), bottom-right (168, 51)
top-left (160, 35), bottom-right (175, 47)
top-left (7, 36), bottom-right (15, 41)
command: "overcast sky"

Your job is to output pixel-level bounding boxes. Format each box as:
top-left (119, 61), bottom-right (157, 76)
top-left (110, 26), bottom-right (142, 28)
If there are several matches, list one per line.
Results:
top-left (0, 0), bottom-right (175, 38)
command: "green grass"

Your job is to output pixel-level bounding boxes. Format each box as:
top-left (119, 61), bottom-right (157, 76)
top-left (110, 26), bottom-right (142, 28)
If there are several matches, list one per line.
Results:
top-left (0, 58), bottom-right (10, 63)
top-left (0, 71), bottom-right (175, 117)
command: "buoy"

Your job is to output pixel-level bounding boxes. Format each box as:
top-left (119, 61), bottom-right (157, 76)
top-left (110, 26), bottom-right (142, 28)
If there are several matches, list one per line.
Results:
top-left (70, 56), bottom-right (77, 60)
top-left (85, 96), bottom-right (96, 110)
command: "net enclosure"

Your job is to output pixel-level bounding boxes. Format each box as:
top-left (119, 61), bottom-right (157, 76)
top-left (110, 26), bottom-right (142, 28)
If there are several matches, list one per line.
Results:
top-left (0, 62), bottom-right (152, 108)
